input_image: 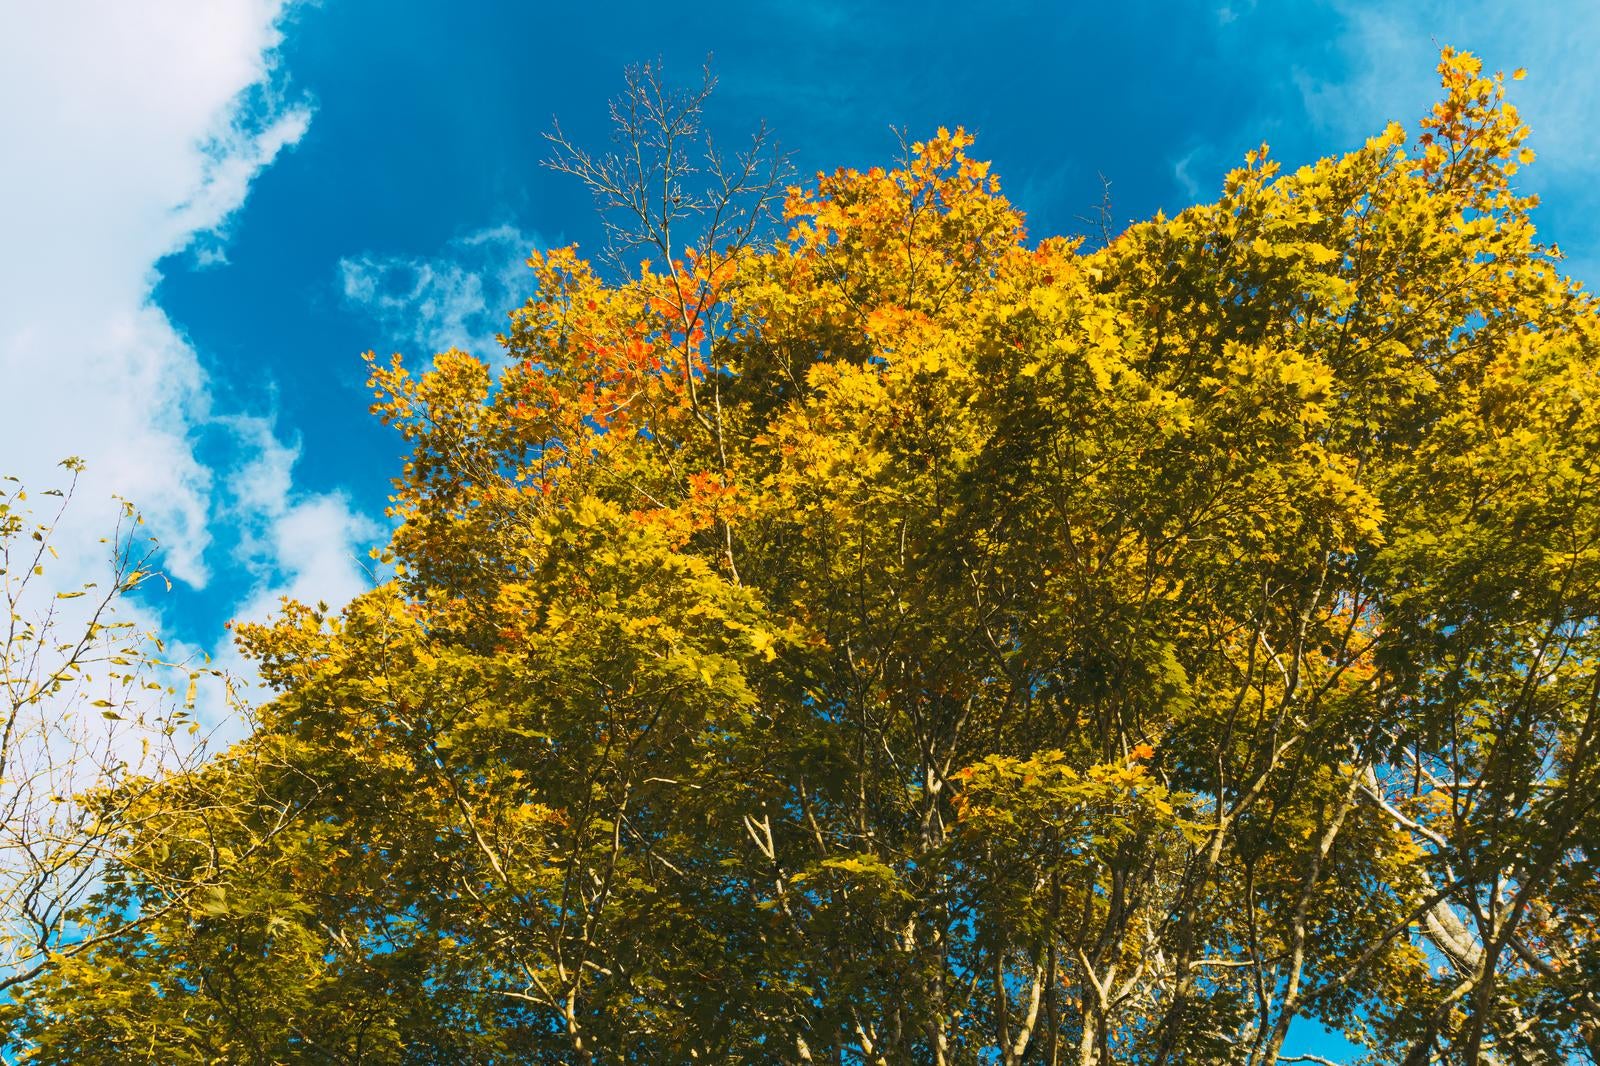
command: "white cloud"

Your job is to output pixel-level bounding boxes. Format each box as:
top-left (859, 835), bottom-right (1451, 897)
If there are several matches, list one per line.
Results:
top-left (338, 224), bottom-right (544, 361)
top-left (0, 2), bottom-right (378, 714)
top-left (223, 415), bottom-right (382, 624)
top-left (2, 0), bottom-right (293, 579)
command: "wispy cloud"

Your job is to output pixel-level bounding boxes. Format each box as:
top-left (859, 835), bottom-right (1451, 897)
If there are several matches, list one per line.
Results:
top-left (1172, 145), bottom-right (1208, 202)
top-left (338, 224), bottom-right (544, 361)
top-left (1214, 0), bottom-right (1256, 27)
top-left (178, 97), bottom-right (314, 269)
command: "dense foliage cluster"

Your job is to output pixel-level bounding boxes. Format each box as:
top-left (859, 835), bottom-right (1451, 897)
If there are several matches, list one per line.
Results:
top-left (8, 52), bottom-right (1598, 1063)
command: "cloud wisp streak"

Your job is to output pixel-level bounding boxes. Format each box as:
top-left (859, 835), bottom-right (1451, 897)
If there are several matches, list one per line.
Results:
top-left (338, 223), bottom-right (544, 363)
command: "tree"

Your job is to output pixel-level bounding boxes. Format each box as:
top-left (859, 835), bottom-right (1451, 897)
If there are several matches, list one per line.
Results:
top-left (9, 50), bottom-right (1599, 1064)
top-left (0, 461), bottom-right (213, 999)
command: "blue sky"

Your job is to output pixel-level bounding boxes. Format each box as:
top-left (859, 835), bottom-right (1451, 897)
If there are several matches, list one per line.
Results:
top-left (4, 3), bottom-right (1600, 1055)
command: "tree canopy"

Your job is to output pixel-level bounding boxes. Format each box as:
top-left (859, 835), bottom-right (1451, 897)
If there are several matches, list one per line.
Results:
top-left (7, 50), bottom-right (1599, 1064)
